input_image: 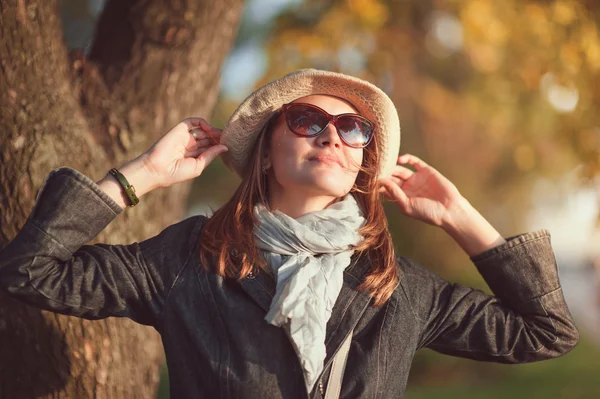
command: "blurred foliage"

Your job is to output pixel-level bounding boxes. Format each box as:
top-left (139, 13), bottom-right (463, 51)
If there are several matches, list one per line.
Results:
top-left (219, 0), bottom-right (600, 275)
top-left (263, 0), bottom-right (600, 176)
top-left (406, 333), bottom-right (600, 398)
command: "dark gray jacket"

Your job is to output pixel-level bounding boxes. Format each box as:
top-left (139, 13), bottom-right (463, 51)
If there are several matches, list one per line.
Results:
top-left (0, 167), bottom-right (579, 399)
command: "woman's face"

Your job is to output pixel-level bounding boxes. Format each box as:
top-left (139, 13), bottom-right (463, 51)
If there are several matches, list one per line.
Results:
top-left (264, 94), bottom-right (364, 199)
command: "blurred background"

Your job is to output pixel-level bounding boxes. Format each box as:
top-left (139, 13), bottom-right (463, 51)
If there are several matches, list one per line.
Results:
top-left (61, 0), bottom-right (600, 397)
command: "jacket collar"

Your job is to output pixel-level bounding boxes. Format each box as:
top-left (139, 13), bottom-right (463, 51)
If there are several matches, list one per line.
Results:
top-left (238, 254), bottom-right (373, 389)
top-left (238, 253), bottom-right (372, 312)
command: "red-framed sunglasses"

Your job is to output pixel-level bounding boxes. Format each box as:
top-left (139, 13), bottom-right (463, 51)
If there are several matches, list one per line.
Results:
top-left (280, 103), bottom-right (376, 148)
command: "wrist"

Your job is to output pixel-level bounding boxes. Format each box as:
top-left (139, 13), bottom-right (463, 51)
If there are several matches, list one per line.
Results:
top-left (440, 196), bottom-right (473, 233)
top-left (440, 197), bottom-right (506, 257)
top-left (96, 154), bottom-right (159, 210)
top-left (118, 154), bottom-right (160, 195)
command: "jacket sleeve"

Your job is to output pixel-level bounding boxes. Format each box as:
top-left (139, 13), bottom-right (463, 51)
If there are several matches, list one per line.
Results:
top-left (0, 167), bottom-right (204, 328)
top-left (401, 230), bottom-right (579, 362)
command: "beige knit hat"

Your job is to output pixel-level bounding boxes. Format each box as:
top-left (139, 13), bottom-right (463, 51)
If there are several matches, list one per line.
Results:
top-left (220, 69), bottom-right (401, 179)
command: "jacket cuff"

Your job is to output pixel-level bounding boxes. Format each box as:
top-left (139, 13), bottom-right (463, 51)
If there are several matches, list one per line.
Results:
top-left (470, 229), bottom-right (560, 307)
top-left (26, 167), bottom-right (123, 254)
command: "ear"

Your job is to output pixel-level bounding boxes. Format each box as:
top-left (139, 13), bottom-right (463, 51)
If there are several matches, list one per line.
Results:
top-left (262, 152), bottom-right (272, 170)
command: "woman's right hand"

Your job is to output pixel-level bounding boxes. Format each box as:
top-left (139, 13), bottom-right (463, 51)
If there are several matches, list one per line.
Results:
top-left (143, 118), bottom-right (228, 189)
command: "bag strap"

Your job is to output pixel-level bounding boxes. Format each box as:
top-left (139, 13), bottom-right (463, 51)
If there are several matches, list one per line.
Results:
top-left (324, 329), bottom-right (353, 399)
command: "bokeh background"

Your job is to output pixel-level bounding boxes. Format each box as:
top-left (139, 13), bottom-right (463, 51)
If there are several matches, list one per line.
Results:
top-left (61, 0), bottom-right (600, 397)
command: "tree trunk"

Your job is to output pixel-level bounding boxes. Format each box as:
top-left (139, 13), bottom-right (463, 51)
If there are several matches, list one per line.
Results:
top-left (0, 0), bottom-right (244, 397)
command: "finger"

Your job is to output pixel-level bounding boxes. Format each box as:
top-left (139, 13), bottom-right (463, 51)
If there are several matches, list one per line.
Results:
top-left (206, 128), bottom-right (223, 144)
top-left (391, 165), bottom-right (414, 180)
top-left (379, 179), bottom-right (410, 211)
top-left (188, 137), bottom-right (214, 147)
top-left (195, 119), bottom-right (222, 139)
top-left (378, 185), bottom-right (393, 201)
top-left (182, 118), bottom-right (222, 138)
top-left (175, 145), bottom-right (227, 181)
top-left (186, 140), bottom-right (226, 157)
top-left (188, 128), bottom-right (222, 144)
top-left (195, 145), bottom-right (229, 171)
top-left (398, 154), bottom-right (429, 171)
top-left (379, 175), bottom-right (404, 188)
top-left (181, 145), bottom-right (227, 178)
top-left (189, 126), bottom-right (223, 144)
top-left (181, 117), bottom-right (208, 130)
top-left (390, 176), bottom-right (404, 187)
top-left (198, 121), bottom-right (223, 143)
top-left (184, 142), bottom-right (214, 158)
top-left (185, 138), bottom-right (218, 156)
top-left (196, 118), bottom-right (213, 132)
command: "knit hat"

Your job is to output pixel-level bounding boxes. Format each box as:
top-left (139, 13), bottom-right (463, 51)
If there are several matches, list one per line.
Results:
top-left (220, 69), bottom-right (401, 179)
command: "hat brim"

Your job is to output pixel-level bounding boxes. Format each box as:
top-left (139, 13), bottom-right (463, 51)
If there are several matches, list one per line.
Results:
top-left (221, 69), bottom-right (400, 179)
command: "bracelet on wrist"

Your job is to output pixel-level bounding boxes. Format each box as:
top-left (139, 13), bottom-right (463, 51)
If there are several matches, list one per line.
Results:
top-left (107, 168), bottom-right (140, 207)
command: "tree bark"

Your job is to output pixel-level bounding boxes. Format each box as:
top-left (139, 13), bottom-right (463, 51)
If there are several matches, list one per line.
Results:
top-left (0, 0), bottom-right (244, 397)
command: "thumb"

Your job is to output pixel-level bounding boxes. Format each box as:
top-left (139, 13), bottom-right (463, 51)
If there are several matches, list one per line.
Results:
top-left (195, 145), bottom-right (228, 172)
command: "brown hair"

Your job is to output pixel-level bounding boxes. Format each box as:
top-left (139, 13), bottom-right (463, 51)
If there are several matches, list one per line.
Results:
top-left (198, 107), bottom-right (399, 307)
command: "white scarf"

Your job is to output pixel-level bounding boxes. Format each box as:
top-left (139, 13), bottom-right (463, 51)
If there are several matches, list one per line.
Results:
top-left (252, 194), bottom-right (366, 391)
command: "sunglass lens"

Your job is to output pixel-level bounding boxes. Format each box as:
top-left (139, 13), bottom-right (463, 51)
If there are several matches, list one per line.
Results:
top-left (286, 105), bottom-right (328, 135)
top-left (336, 116), bottom-right (373, 147)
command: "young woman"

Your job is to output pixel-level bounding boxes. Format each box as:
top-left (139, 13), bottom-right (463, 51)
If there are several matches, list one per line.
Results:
top-left (0, 69), bottom-right (579, 398)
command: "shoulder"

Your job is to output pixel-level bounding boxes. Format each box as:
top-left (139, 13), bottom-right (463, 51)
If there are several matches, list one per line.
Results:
top-left (395, 256), bottom-right (445, 287)
top-left (392, 256), bottom-right (451, 314)
top-left (138, 214), bottom-right (209, 258)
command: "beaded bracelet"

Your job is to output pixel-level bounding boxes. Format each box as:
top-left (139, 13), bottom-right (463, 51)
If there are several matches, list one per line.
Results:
top-left (107, 168), bottom-right (139, 207)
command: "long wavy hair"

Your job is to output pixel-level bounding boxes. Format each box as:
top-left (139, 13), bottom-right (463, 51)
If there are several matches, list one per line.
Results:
top-left (198, 105), bottom-right (399, 306)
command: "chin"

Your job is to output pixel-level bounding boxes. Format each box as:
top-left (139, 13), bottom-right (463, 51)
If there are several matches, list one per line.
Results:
top-left (304, 175), bottom-right (353, 197)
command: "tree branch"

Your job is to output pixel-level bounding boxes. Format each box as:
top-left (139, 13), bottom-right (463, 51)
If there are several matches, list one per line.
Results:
top-left (88, 0), bottom-right (245, 150)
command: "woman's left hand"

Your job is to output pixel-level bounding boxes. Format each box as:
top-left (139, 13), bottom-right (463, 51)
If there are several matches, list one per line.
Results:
top-left (379, 154), bottom-right (507, 256)
top-left (378, 154), bottom-right (465, 227)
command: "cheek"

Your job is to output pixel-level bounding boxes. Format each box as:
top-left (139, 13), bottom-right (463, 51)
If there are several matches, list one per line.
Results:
top-left (346, 149), bottom-right (364, 173)
top-left (270, 130), bottom-right (303, 169)
top-left (356, 150), bottom-right (364, 167)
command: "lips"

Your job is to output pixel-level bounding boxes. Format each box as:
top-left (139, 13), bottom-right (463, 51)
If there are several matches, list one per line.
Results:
top-left (310, 154), bottom-right (342, 167)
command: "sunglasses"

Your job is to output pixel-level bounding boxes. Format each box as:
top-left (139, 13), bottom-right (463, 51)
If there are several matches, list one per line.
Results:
top-left (280, 103), bottom-right (376, 148)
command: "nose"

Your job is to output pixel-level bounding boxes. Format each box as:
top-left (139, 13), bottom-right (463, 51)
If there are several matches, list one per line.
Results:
top-left (315, 122), bottom-right (342, 148)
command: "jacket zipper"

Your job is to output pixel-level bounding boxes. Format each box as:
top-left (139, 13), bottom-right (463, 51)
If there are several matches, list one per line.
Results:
top-left (313, 297), bottom-right (370, 399)
top-left (280, 291), bottom-right (371, 398)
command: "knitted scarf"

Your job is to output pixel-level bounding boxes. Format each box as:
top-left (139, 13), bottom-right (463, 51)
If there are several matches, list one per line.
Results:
top-left (252, 194), bottom-right (365, 391)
